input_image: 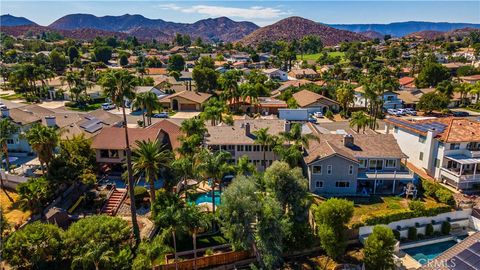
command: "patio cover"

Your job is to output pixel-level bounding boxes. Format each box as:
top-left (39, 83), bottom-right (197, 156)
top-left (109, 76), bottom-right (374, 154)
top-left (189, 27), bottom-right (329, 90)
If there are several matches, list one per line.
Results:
top-left (445, 154), bottom-right (480, 165)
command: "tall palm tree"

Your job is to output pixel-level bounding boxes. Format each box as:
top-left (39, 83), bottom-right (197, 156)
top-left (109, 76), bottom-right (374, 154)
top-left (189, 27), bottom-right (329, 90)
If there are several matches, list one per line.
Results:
top-left (280, 123), bottom-right (318, 149)
top-left (336, 84), bottom-right (355, 117)
top-left (171, 156), bottom-right (197, 196)
top-left (180, 118), bottom-right (207, 138)
top-left (197, 149), bottom-right (232, 217)
top-left (0, 119), bottom-right (18, 202)
top-left (349, 111), bottom-right (369, 133)
top-left (273, 144), bottom-right (303, 168)
top-left (253, 128), bottom-right (274, 171)
top-left (143, 91), bottom-right (160, 126)
top-left (132, 140), bottom-right (173, 205)
top-left (201, 98), bottom-right (226, 126)
top-left (156, 203), bottom-right (185, 270)
top-left (24, 124), bottom-right (59, 173)
top-left (235, 155), bottom-right (256, 176)
top-left (183, 204), bottom-right (210, 270)
top-left (136, 231), bottom-right (172, 269)
top-left (99, 69), bottom-right (140, 244)
top-left (131, 92), bottom-right (148, 127)
top-left (219, 70), bottom-right (241, 109)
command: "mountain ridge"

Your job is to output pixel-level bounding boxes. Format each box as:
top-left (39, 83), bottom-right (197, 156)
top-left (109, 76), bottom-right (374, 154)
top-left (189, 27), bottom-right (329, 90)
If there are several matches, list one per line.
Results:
top-left (0, 14), bottom-right (37, 26)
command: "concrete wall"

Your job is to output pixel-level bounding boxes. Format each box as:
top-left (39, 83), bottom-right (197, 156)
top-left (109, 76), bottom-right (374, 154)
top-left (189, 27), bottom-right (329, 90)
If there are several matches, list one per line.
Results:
top-left (307, 155), bottom-right (358, 194)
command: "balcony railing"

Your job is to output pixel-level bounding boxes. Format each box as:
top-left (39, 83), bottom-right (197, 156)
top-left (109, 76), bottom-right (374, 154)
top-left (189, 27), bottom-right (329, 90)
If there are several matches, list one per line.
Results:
top-left (357, 170), bottom-right (414, 181)
top-left (440, 167), bottom-right (480, 183)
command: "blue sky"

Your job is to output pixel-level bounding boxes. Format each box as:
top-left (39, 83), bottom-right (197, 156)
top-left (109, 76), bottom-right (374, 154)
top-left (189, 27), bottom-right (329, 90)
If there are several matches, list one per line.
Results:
top-left (2, 1), bottom-right (479, 26)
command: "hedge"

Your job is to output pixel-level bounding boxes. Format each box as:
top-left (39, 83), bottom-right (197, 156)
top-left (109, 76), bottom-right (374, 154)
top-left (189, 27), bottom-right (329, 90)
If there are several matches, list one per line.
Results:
top-left (421, 179), bottom-right (455, 206)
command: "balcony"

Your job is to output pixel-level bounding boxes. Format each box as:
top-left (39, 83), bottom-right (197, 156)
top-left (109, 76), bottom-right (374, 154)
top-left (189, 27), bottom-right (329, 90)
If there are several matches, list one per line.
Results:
top-left (357, 170), bottom-right (415, 181)
top-left (440, 167), bottom-right (480, 183)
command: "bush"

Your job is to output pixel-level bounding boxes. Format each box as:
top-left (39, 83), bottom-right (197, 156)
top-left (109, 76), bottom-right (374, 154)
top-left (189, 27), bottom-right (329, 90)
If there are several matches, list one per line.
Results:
top-left (425, 224), bottom-right (434, 236)
top-left (408, 227), bottom-right (417, 241)
top-left (409, 200), bottom-right (426, 215)
top-left (393, 229), bottom-right (401, 240)
top-left (422, 180), bottom-right (438, 197)
top-left (325, 110), bottom-right (334, 120)
top-left (435, 189), bottom-right (455, 206)
top-left (417, 233), bottom-right (425, 240)
top-left (134, 186), bottom-right (148, 202)
top-left (441, 221), bottom-right (451, 235)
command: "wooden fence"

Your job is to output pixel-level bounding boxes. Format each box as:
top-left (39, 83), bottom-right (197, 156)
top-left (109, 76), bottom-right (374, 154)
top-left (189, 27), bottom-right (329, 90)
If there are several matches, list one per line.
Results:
top-left (154, 250), bottom-right (251, 270)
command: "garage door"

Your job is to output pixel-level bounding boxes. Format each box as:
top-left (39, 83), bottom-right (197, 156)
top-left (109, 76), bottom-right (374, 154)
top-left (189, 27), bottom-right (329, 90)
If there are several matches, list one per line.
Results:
top-left (181, 104), bottom-right (197, 111)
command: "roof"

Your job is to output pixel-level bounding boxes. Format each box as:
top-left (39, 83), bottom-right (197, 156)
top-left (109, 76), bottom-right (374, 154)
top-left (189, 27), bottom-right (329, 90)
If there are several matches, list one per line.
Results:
top-left (91, 127), bottom-right (161, 150)
top-left (159, 91), bottom-right (211, 104)
top-left (7, 108), bottom-right (42, 125)
top-left (276, 79), bottom-right (313, 92)
top-left (205, 119), bottom-right (287, 145)
top-left (147, 119), bottom-right (182, 151)
top-left (292, 89), bottom-right (339, 107)
top-left (146, 68), bottom-right (167, 75)
top-left (460, 74), bottom-right (480, 82)
top-left (304, 133), bottom-right (407, 164)
top-left (398, 76), bottom-right (415, 86)
top-left (228, 97), bottom-right (287, 108)
top-left (385, 117), bottom-right (480, 143)
top-left (262, 68), bottom-right (283, 74)
top-left (397, 90), bottom-right (420, 104)
top-left (289, 68), bottom-right (318, 76)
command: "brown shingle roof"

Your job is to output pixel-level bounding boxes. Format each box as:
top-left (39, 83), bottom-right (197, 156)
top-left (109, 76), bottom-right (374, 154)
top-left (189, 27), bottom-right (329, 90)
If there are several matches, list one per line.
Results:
top-left (147, 119), bottom-right (182, 151)
top-left (292, 89), bottom-right (339, 107)
top-left (304, 134), bottom-right (407, 164)
top-left (91, 127), bottom-right (161, 150)
top-left (8, 108), bottom-right (42, 125)
top-left (205, 119), bottom-right (286, 145)
top-left (159, 91), bottom-right (211, 104)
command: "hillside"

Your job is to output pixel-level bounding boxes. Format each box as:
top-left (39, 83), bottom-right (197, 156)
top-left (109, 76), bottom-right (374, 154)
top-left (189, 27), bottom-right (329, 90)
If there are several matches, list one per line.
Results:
top-left (359, 30), bottom-right (384, 40)
top-left (405, 27), bottom-right (480, 41)
top-left (330, 21), bottom-right (480, 37)
top-left (241, 17), bottom-right (368, 46)
top-left (405, 30), bottom-right (445, 40)
top-left (48, 14), bottom-right (258, 42)
top-left (0, 25), bottom-right (129, 40)
top-left (0, 14), bottom-right (36, 26)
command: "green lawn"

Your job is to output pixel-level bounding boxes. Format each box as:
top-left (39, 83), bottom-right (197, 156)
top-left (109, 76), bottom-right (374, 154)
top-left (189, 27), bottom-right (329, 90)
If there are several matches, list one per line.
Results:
top-left (0, 93), bottom-right (25, 100)
top-left (297, 51), bottom-right (347, 63)
top-left (66, 102), bottom-right (102, 112)
top-left (176, 233), bottom-right (228, 252)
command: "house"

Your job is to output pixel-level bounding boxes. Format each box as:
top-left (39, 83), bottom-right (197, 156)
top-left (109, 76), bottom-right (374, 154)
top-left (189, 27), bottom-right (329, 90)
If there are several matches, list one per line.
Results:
top-left (1, 107), bottom-right (42, 154)
top-left (304, 133), bottom-right (413, 195)
top-left (228, 97), bottom-right (287, 115)
top-left (262, 68), bottom-right (288, 81)
top-left (385, 117), bottom-right (480, 191)
top-left (292, 89), bottom-right (340, 113)
top-left (226, 53), bottom-right (250, 63)
top-left (354, 86), bottom-right (403, 109)
top-left (134, 86), bottom-right (166, 98)
top-left (398, 76), bottom-right (416, 89)
top-left (460, 74), bottom-right (480, 85)
top-left (442, 62), bottom-right (470, 76)
top-left (159, 91), bottom-right (211, 111)
top-left (204, 119), bottom-right (292, 171)
top-left (91, 121), bottom-right (180, 167)
top-left (288, 68), bottom-right (319, 79)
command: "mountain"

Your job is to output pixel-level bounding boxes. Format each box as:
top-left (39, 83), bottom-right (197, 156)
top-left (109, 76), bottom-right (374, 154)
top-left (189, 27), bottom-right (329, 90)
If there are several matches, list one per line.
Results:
top-left (0, 14), bottom-right (37, 26)
top-left (405, 30), bottom-right (445, 40)
top-left (48, 14), bottom-right (258, 42)
top-left (0, 25), bottom-right (129, 40)
top-left (241, 17), bottom-right (368, 46)
top-left (406, 27), bottom-right (480, 41)
top-left (359, 30), bottom-right (384, 40)
top-left (329, 21), bottom-right (480, 37)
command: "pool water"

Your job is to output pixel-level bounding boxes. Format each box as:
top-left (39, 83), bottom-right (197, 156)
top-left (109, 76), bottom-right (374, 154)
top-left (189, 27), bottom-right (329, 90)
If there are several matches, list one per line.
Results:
top-left (403, 240), bottom-right (458, 265)
top-left (190, 191), bottom-right (222, 205)
top-left (102, 179), bottom-right (164, 189)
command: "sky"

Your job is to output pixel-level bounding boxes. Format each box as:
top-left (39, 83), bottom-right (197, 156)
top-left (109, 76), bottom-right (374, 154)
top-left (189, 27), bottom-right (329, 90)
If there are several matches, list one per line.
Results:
top-left (1, 1), bottom-right (479, 26)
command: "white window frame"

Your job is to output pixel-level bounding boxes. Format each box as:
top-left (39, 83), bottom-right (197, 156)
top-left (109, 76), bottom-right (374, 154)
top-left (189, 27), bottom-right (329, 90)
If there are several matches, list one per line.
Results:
top-left (386, 159), bottom-right (397, 168)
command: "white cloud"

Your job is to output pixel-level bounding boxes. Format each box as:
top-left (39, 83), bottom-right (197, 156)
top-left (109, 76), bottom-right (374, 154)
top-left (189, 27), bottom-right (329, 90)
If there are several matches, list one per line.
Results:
top-left (157, 3), bottom-right (288, 20)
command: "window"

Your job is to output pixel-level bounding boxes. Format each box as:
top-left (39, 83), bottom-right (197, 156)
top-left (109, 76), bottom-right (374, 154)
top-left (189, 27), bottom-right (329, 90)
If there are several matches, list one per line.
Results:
top-left (434, 159), bottom-right (440, 168)
top-left (315, 181), bottom-right (323, 188)
top-left (393, 126), bottom-right (398, 133)
top-left (237, 145), bottom-right (244, 151)
top-left (100, 150), bottom-right (109, 158)
top-left (368, 159), bottom-right (383, 170)
top-left (327, 165), bottom-right (332, 175)
top-left (100, 149), bottom-right (119, 159)
top-left (253, 145), bottom-right (260, 152)
top-left (386, 159), bottom-right (397, 168)
top-left (358, 159), bottom-right (367, 168)
top-left (312, 165), bottom-right (322, 174)
top-left (245, 145), bottom-right (252, 152)
top-left (348, 165), bottom-right (354, 175)
top-left (419, 135), bottom-right (426, 143)
top-left (450, 143), bottom-right (460, 150)
top-left (335, 181), bottom-right (350, 188)
top-left (6, 139), bottom-right (14, 144)
top-left (419, 152), bottom-right (424, 161)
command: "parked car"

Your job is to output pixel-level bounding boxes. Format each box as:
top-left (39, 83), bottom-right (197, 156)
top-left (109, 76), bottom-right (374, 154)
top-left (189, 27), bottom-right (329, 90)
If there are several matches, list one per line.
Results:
top-left (396, 109), bottom-right (407, 116)
top-left (101, 103), bottom-right (116, 110)
top-left (308, 117), bottom-right (317, 123)
top-left (405, 108), bottom-right (417, 116)
top-left (313, 111), bottom-right (324, 118)
top-left (452, 111), bottom-right (469, 117)
top-left (0, 103), bottom-right (7, 110)
top-left (152, 112), bottom-right (169, 118)
top-left (387, 109), bottom-right (399, 116)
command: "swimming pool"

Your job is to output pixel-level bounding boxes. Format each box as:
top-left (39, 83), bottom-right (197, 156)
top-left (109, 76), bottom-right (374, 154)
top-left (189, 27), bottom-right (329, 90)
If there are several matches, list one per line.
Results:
top-left (101, 178), bottom-right (164, 189)
top-left (403, 240), bottom-right (458, 265)
top-left (190, 191), bottom-right (222, 206)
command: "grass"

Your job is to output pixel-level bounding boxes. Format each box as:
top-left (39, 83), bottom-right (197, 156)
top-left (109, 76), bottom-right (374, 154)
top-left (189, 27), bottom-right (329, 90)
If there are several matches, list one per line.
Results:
top-left (176, 232), bottom-right (228, 252)
top-left (66, 102), bottom-right (102, 112)
top-left (0, 93), bottom-right (25, 100)
top-left (1, 190), bottom-right (31, 231)
top-left (296, 52), bottom-right (347, 63)
top-left (465, 105), bottom-right (480, 113)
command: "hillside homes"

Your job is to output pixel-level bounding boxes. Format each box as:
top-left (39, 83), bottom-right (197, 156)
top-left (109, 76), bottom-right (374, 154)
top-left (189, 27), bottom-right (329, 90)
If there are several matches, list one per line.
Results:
top-left (385, 117), bottom-right (480, 191)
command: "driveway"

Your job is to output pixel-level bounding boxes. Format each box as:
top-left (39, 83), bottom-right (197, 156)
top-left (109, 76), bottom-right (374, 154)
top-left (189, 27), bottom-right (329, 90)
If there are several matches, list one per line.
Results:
top-left (37, 100), bottom-right (69, 109)
top-left (450, 108), bottom-right (480, 116)
top-left (172, 111), bottom-right (201, 119)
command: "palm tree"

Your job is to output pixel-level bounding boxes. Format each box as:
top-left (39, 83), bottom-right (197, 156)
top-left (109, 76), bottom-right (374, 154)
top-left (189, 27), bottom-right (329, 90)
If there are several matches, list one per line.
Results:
top-left (24, 124), bottom-right (59, 173)
top-left (349, 111), bottom-right (369, 133)
top-left (0, 119), bottom-right (18, 202)
top-left (235, 155), bottom-right (256, 176)
top-left (469, 81), bottom-right (480, 104)
top-left (136, 231), bottom-right (172, 269)
top-left (455, 82), bottom-right (472, 106)
top-left (156, 204), bottom-right (185, 270)
top-left (197, 149), bottom-right (232, 217)
top-left (253, 128), bottom-right (275, 171)
top-left (180, 118), bottom-right (207, 138)
top-left (132, 140), bottom-right (173, 205)
top-left (336, 84), bottom-right (355, 117)
top-left (131, 92), bottom-right (148, 127)
top-left (171, 156), bottom-right (197, 196)
top-left (99, 69), bottom-right (140, 245)
top-left (219, 70), bottom-right (241, 109)
top-left (280, 123), bottom-right (318, 149)
top-left (71, 241), bottom-right (114, 270)
top-left (183, 204), bottom-right (210, 270)
top-left (273, 144), bottom-right (303, 167)
top-left (143, 91), bottom-right (160, 126)
top-left (201, 98), bottom-right (227, 126)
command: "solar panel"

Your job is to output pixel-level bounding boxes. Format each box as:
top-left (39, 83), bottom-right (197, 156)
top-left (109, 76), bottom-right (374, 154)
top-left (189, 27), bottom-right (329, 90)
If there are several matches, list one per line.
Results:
top-left (85, 122), bottom-right (102, 133)
top-left (451, 241), bottom-right (480, 270)
top-left (80, 117), bottom-right (100, 128)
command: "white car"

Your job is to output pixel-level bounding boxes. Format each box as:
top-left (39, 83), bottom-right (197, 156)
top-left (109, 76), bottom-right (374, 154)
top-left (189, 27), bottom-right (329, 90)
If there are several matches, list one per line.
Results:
top-left (313, 111), bottom-right (324, 118)
top-left (101, 103), bottom-right (116, 110)
top-left (405, 108), bottom-right (417, 116)
top-left (396, 109), bottom-right (407, 116)
top-left (387, 109), bottom-right (399, 116)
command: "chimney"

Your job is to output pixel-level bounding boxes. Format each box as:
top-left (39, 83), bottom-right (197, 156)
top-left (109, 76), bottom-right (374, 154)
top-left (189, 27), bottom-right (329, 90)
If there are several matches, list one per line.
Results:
top-left (284, 121), bottom-right (291, 132)
top-left (45, 116), bottom-right (56, 127)
top-left (343, 134), bottom-right (354, 147)
top-left (1, 108), bottom-right (9, 118)
top-left (245, 123), bottom-right (251, 136)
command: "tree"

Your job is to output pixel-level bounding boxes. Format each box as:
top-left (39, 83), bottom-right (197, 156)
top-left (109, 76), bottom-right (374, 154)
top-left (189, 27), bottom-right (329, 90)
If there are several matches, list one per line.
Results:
top-left (416, 92), bottom-right (450, 113)
top-left (218, 70), bottom-right (241, 106)
top-left (364, 225), bottom-right (396, 270)
top-left (132, 139), bottom-right (173, 205)
top-left (273, 144), bottom-right (303, 167)
top-left (99, 69), bottom-right (140, 244)
top-left (68, 46), bottom-right (80, 64)
top-left (183, 204), bottom-right (211, 270)
top-left (336, 84), bottom-right (355, 117)
top-left (65, 216), bottom-right (132, 270)
top-left (49, 50), bottom-right (67, 73)
top-left (415, 62), bottom-right (450, 88)
top-left (192, 65), bottom-right (218, 93)
top-left (131, 91), bottom-right (160, 126)
top-left (235, 155), bottom-right (256, 176)
top-left (349, 111), bottom-right (369, 133)
top-left (313, 198), bottom-right (354, 260)
top-left (3, 222), bottom-right (64, 269)
top-left (133, 232), bottom-right (172, 270)
top-left (167, 54), bottom-right (185, 72)
top-left (119, 54), bottom-right (129, 66)
top-left (201, 97), bottom-right (227, 126)
top-left (300, 35), bottom-right (323, 56)
top-left (94, 46), bottom-right (113, 64)
top-left (24, 124), bottom-right (59, 172)
top-left (0, 118), bottom-right (19, 176)
top-left (253, 128), bottom-right (275, 171)
top-left (17, 176), bottom-right (53, 213)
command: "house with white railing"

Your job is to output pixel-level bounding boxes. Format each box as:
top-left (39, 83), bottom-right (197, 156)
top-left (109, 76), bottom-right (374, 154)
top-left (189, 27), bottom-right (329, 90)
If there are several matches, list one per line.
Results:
top-left (385, 117), bottom-right (480, 191)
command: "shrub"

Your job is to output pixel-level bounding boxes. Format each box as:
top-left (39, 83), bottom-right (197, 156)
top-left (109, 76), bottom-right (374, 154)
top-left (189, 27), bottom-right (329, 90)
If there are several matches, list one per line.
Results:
top-left (422, 180), bottom-right (438, 197)
top-left (134, 186), bottom-right (148, 202)
top-left (417, 233), bottom-right (425, 240)
top-left (408, 200), bottom-right (426, 214)
top-left (393, 229), bottom-right (401, 240)
top-left (441, 221), bottom-right (451, 235)
top-left (435, 189), bottom-right (455, 206)
top-left (325, 110), bottom-right (334, 120)
top-left (425, 224), bottom-right (434, 236)
top-left (408, 227), bottom-right (417, 241)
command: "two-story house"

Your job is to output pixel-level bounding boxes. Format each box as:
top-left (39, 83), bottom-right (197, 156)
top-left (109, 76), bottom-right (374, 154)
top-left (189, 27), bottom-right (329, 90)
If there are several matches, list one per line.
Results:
top-left (304, 133), bottom-right (413, 195)
top-left (354, 86), bottom-right (403, 109)
top-left (204, 119), bottom-right (293, 171)
top-left (385, 117), bottom-right (480, 191)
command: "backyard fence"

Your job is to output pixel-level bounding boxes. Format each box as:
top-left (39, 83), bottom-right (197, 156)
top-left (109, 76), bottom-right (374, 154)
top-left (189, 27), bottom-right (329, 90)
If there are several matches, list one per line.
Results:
top-left (154, 250), bottom-right (251, 270)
